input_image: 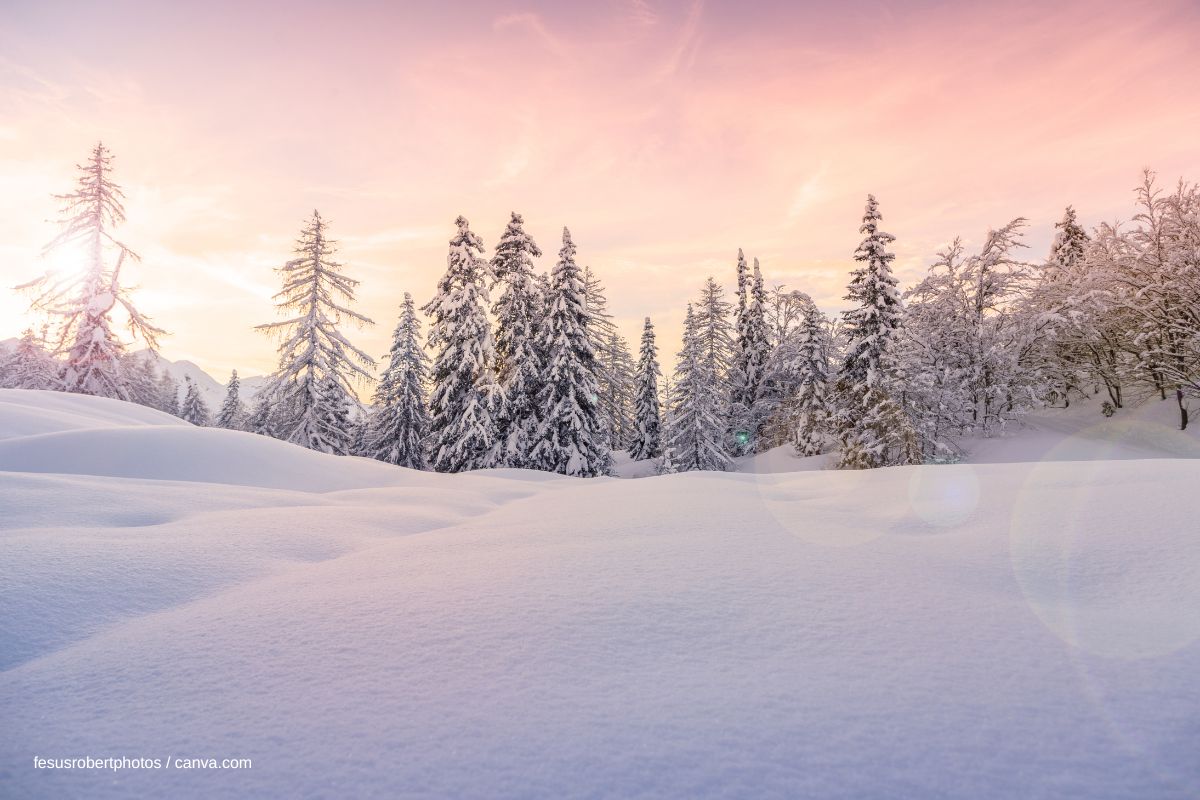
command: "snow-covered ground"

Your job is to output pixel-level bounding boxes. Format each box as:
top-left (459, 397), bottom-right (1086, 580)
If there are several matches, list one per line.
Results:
top-left (2, 389), bottom-right (1198, 798)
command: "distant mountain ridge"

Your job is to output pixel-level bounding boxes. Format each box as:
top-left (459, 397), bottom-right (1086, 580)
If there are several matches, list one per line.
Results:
top-left (130, 349), bottom-right (268, 410)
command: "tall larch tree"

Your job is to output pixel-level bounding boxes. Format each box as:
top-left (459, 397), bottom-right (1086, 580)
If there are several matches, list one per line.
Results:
top-left (630, 316), bottom-right (663, 460)
top-left (490, 212), bottom-right (544, 467)
top-left (424, 216), bottom-right (501, 473)
top-left (365, 292), bottom-right (431, 469)
top-left (17, 143), bottom-right (164, 399)
top-left (835, 194), bottom-right (918, 468)
top-left (530, 228), bottom-right (612, 477)
top-left (256, 210), bottom-right (375, 455)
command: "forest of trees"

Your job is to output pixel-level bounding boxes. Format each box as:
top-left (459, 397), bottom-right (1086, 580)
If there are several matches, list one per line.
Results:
top-left (4, 144), bottom-right (1199, 474)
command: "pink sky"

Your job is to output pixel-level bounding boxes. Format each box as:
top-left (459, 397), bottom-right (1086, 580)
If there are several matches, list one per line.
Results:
top-left (2, 0), bottom-right (1198, 380)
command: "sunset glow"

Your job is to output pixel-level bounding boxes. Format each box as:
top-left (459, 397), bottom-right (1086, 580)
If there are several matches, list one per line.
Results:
top-left (2, 0), bottom-right (1198, 378)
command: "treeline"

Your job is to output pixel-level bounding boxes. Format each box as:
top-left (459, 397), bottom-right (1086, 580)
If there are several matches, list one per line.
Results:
top-left (4, 144), bottom-right (1198, 474)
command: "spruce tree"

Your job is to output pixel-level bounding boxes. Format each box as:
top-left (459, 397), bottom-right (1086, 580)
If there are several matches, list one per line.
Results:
top-left (729, 258), bottom-right (770, 454)
top-left (730, 249), bottom-right (752, 418)
top-left (365, 292), bottom-right (431, 469)
top-left (216, 369), bottom-right (247, 430)
top-left (155, 370), bottom-right (181, 417)
top-left (1046, 206), bottom-right (1089, 280)
top-left (529, 227), bottom-right (612, 477)
top-left (668, 304), bottom-right (731, 472)
top-left (179, 376), bottom-right (211, 426)
top-left (119, 352), bottom-right (160, 408)
top-left (0, 328), bottom-right (61, 390)
top-left (834, 194), bottom-right (916, 469)
top-left (247, 391), bottom-right (276, 437)
top-left (657, 446), bottom-right (678, 475)
top-left (490, 212), bottom-right (544, 467)
top-left (17, 143), bottom-right (164, 399)
top-left (257, 210), bottom-right (375, 455)
top-left (630, 316), bottom-right (663, 460)
top-left (583, 266), bottom-right (634, 448)
top-left (424, 216), bottom-right (501, 473)
top-left (694, 276), bottom-right (735, 382)
top-left (793, 299), bottom-right (832, 456)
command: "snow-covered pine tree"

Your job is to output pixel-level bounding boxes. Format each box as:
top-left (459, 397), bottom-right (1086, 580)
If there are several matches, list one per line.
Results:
top-left (694, 276), bottom-right (735, 382)
top-left (215, 369), bottom-right (247, 430)
top-left (834, 194), bottom-right (917, 469)
top-left (17, 143), bottom-right (164, 400)
top-left (424, 216), bottom-right (501, 473)
top-left (601, 332), bottom-right (637, 449)
top-left (256, 210), bottom-right (375, 455)
top-left (247, 391), bottom-right (276, 437)
top-left (364, 292), bottom-right (431, 469)
top-left (179, 376), bottom-right (211, 426)
top-left (630, 316), bottom-right (663, 460)
top-left (490, 212), bottom-right (544, 467)
top-left (119, 352), bottom-right (160, 408)
top-left (729, 258), bottom-right (771, 454)
top-left (1046, 206), bottom-right (1090, 281)
top-left (792, 298), bottom-right (832, 456)
top-left (155, 370), bottom-right (181, 417)
top-left (668, 304), bottom-right (731, 471)
top-left (0, 327), bottom-right (61, 390)
top-left (584, 266), bottom-right (636, 449)
top-left (730, 249), bottom-right (752, 420)
top-left (656, 446), bottom-right (678, 475)
top-left (529, 228), bottom-right (612, 477)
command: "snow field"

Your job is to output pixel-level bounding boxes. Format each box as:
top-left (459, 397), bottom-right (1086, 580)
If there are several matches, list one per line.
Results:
top-left (1, 390), bottom-right (1198, 798)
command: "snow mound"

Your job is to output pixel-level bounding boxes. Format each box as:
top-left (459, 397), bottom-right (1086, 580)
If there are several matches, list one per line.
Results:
top-left (0, 388), bottom-right (187, 440)
top-left (0, 389), bottom-right (409, 490)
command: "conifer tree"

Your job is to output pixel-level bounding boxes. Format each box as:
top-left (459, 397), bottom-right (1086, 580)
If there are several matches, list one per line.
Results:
top-left (657, 446), bottom-right (678, 475)
top-left (694, 276), bottom-right (735, 382)
top-left (0, 327), bottom-right (61, 390)
top-left (179, 376), bottom-right (211, 426)
top-left (155, 370), bottom-right (180, 417)
top-left (247, 391), bottom-right (276, 437)
top-left (729, 258), bottom-right (771, 454)
top-left (793, 299), bottom-right (832, 456)
top-left (834, 194), bottom-right (916, 469)
top-left (119, 352), bottom-right (160, 408)
top-left (216, 369), bottom-right (247, 430)
top-left (668, 304), bottom-right (731, 471)
top-left (584, 266), bottom-right (636, 448)
top-left (490, 212), bottom-right (544, 467)
top-left (730, 248), bottom-right (752, 413)
top-left (257, 210), bottom-right (374, 455)
top-left (630, 316), bottom-right (663, 460)
top-left (529, 227), bottom-right (612, 476)
top-left (424, 216), bottom-right (501, 473)
top-left (365, 293), bottom-right (431, 469)
top-left (17, 143), bottom-right (164, 399)
top-left (1046, 206), bottom-right (1090, 280)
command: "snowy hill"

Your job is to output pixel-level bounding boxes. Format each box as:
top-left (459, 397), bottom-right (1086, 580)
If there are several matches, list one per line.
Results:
top-left (1, 390), bottom-right (1198, 799)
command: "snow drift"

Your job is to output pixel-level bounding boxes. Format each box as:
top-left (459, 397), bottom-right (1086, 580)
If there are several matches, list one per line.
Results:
top-left (1, 390), bottom-right (1198, 799)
